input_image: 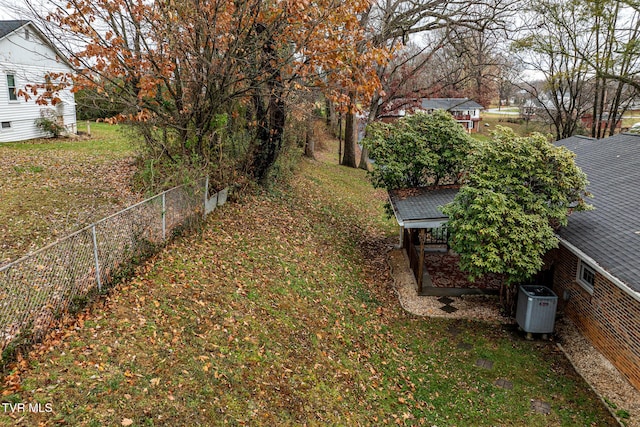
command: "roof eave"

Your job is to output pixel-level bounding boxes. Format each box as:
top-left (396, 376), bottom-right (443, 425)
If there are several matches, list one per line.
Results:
top-left (388, 192), bottom-right (404, 227)
top-left (401, 218), bottom-right (449, 229)
top-left (558, 236), bottom-right (640, 303)
top-left (1, 21), bottom-right (76, 71)
top-left (0, 20), bottom-right (29, 43)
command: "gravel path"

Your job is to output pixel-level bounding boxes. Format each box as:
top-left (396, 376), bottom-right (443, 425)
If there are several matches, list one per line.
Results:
top-left (388, 248), bottom-right (640, 427)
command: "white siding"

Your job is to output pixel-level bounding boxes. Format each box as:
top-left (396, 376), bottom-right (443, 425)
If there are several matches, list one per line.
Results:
top-left (457, 109), bottom-right (480, 118)
top-left (0, 23), bottom-right (76, 143)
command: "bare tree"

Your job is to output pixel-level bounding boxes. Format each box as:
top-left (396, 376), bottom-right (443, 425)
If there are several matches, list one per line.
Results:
top-left (495, 53), bottom-right (522, 108)
top-left (347, 0), bottom-right (517, 170)
top-left (515, 0), bottom-right (640, 140)
top-left (10, 0), bottom-right (388, 185)
top-left (513, 0), bottom-right (594, 140)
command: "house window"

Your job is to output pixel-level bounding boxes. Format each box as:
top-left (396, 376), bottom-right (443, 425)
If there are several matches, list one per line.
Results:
top-left (1, 121), bottom-right (11, 129)
top-left (6, 74), bottom-right (17, 101)
top-left (25, 29), bottom-right (30, 40)
top-left (577, 260), bottom-right (596, 292)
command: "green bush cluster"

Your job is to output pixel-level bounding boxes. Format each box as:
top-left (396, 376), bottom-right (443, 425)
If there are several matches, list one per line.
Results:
top-left (34, 109), bottom-right (66, 138)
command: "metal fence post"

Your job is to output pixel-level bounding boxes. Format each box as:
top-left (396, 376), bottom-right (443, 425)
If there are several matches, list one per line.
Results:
top-left (91, 225), bottom-right (102, 292)
top-left (0, 178), bottom-right (212, 362)
top-left (162, 192), bottom-right (166, 240)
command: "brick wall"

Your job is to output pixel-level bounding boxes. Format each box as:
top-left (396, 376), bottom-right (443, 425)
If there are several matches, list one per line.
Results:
top-left (550, 245), bottom-right (640, 390)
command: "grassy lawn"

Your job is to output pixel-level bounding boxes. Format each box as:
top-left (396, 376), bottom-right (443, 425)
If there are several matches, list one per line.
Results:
top-left (621, 110), bottom-right (640, 128)
top-left (476, 115), bottom-right (552, 140)
top-left (0, 123), bottom-right (139, 264)
top-left (0, 141), bottom-right (618, 426)
top-left (483, 109), bottom-right (640, 137)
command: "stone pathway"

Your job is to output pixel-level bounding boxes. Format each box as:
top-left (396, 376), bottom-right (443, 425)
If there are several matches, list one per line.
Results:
top-left (495, 378), bottom-right (514, 390)
top-left (475, 358), bottom-right (494, 370)
top-left (472, 355), bottom-right (551, 415)
top-left (438, 296), bottom-right (458, 313)
top-left (444, 305), bottom-right (555, 416)
top-left (531, 399), bottom-right (552, 415)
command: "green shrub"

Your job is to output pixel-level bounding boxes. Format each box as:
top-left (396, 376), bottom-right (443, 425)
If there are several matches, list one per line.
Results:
top-left (35, 109), bottom-right (66, 138)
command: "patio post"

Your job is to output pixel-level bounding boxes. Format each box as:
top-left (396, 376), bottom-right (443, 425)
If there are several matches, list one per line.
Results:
top-left (417, 229), bottom-right (426, 295)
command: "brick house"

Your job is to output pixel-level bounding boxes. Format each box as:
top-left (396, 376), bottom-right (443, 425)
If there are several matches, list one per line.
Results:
top-left (387, 132), bottom-right (640, 390)
top-left (579, 112), bottom-right (623, 134)
top-left (549, 133), bottom-right (640, 390)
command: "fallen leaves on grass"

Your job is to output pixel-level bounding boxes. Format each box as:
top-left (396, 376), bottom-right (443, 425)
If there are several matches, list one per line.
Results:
top-left (0, 146), bottom-right (619, 427)
top-left (0, 143), bottom-right (139, 264)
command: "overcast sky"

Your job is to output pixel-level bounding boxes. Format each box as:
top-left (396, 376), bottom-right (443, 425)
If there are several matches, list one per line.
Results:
top-left (0, 0), bottom-right (47, 21)
top-left (0, 10), bottom-right (15, 20)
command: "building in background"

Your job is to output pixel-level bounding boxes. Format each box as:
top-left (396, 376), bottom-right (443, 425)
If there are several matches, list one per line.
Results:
top-left (0, 20), bottom-right (76, 142)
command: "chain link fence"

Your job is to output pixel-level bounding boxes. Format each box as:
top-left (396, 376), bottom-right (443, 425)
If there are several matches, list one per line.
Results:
top-left (0, 179), bottom-right (223, 360)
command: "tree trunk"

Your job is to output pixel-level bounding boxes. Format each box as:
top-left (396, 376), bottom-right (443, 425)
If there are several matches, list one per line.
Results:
top-left (597, 80), bottom-right (607, 138)
top-left (341, 93), bottom-right (358, 168)
top-left (304, 117), bottom-right (315, 159)
top-left (358, 94), bottom-right (382, 171)
top-left (607, 75), bottom-right (627, 137)
top-left (325, 98), bottom-right (333, 129)
top-left (500, 282), bottom-right (517, 317)
top-left (591, 76), bottom-right (601, 138)
top-left (338, 112), bottom-right (343, 164)
top-left (252, 87), bottom-right (285, 182)
top-left (250, 26), bottom-right (287, 183)
top-left (358, 146), bottom-right (370, 171)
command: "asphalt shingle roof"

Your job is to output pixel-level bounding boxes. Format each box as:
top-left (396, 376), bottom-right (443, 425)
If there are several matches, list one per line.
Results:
top-left (556, 133), bottom-right (640, 292)
top-left (0, 20), bottom-right (29, 39)
top-left (388, 187), bottom-right (459, 223)
top-left (420, 98), bottom-right (484, 112)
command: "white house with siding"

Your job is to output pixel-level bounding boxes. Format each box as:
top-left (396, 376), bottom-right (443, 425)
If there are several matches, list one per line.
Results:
top-left (0, 20), bottom-right (76, 143)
